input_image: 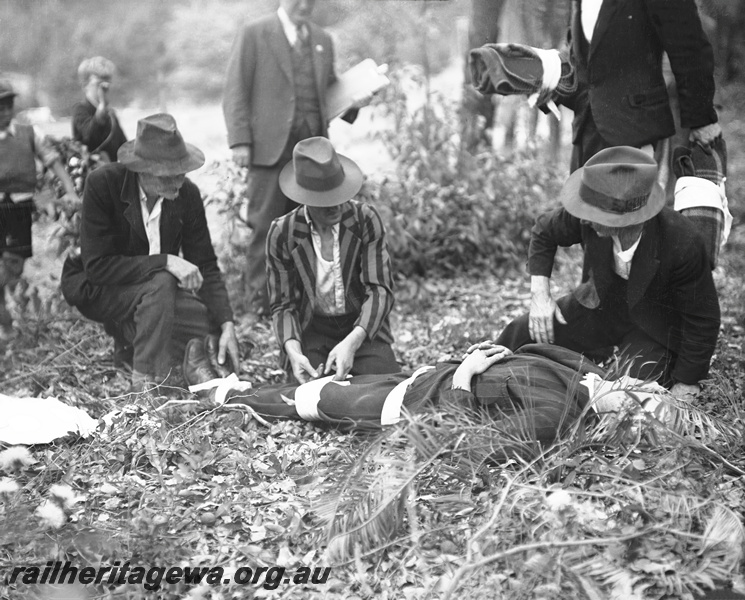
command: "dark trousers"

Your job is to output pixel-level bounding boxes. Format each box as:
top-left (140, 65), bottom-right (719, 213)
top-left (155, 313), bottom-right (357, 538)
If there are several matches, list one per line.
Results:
top-left (497, 288), bottom-right (674, 386)
top-left (245, 124), bottom-right (315, 314)
top-left (286, 313), bottom-right (400, 380)
top-left (76, 271), bottom-right (211, 379)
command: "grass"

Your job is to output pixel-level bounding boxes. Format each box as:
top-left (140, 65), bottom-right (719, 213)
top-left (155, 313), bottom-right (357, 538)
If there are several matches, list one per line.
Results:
top-left (0, 226), bottom-right (743, 599)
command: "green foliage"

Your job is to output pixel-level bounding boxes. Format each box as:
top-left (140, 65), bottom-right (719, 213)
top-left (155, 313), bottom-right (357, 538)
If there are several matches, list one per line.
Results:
top-left (362, 73), bottom-right (563, 278)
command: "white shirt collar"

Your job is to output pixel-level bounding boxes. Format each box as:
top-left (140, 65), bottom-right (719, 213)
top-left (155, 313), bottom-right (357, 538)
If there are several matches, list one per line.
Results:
top-left (0, 121), bottom-right (18, 139)
top-left (581, 0), bottom-right (604, 43)
top-left (277, 6), bottom-right (299, 47)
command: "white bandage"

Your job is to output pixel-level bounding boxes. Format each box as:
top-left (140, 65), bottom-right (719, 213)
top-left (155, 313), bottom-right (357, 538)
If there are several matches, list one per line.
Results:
top-left (188, 373), bottom-right (252, 406)
top-left (294, 376), bottom-right (350, 421)
top-left (674, 176), bottom-right (732, 245)
top-left (380, 366), bottom-right (435, 426)
top-left (526, 48), bottom-right (562, 120)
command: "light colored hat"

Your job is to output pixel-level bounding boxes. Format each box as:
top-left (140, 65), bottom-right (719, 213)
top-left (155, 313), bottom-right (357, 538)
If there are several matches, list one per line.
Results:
top-left (559, 146), bottom-right (665, 227)
top-left (117, 113), bottom-right (204, 176)
top-left (279, 137), bottom-right (363, 207)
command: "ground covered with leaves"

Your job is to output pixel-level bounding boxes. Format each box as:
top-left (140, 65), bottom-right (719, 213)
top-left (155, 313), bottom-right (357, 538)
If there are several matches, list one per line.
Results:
top-left (0, 220), bottom-right (744, 599)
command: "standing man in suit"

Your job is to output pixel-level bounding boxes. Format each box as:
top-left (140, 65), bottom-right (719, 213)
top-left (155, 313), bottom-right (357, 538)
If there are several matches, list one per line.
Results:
top-left (496, 147), bottom-right (720, 399)
top-left (267, 137), bottom-right (399, 383)
top-left (61, 114), bottom-right (240, 390)
top-left (223, 0), bottom-right (344, 318)
top-left (563, 0), bottom-right (721, 171)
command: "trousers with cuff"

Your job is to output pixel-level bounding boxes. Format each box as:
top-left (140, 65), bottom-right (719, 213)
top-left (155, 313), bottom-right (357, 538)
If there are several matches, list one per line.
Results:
top-left (74, 271), bottom-right (212, 381)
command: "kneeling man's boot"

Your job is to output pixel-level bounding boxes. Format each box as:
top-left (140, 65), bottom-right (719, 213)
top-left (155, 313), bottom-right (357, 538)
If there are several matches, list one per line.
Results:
top-left (183, 337), bottom-right (219, 388)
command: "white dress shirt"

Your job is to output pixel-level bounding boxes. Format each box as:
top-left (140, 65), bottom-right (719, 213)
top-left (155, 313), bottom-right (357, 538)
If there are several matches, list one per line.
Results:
top-left (611, 233), bottom-right (642, 280)
top-left (306, 206), bottom-right (345, 315)
top-left (139, 184), bottom-right (164, 256)
top-left (581, 0), bottom-right (604, 43)
top-left (277, 6), bottom-right (301, 47)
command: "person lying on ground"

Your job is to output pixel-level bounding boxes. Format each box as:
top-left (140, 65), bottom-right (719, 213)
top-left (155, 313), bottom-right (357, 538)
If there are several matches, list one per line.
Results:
top-left (183, 335), bottom-right (606, 456)
top-left (0, 78), bottom-right (80, 341)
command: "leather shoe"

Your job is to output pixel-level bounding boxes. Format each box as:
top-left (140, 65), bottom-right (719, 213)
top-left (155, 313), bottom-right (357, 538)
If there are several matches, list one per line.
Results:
top-left (183, 337), bottom-right (218, 388)
top-left (205, 334), bottom-right (236, 378)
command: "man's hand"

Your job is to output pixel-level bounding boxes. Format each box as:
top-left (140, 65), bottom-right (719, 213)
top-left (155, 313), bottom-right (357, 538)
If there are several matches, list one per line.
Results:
top-left (689, 123), bottom-right (722, 146)
top-left (285, 339), bottom-right (319, 384)
top-left (670, 382), bottom-right (700, 400)
top-left (452, 346), bottom-right (512, 391)
top-left (165, 255), bottom-right (203, 292)
top-left (218, 321), bottom-right (240, 373)
top-left (325, 326), bottom-right (366, 381)
top-left (528, 275), bottom-right (566, 344)
top-left (529, 293), bottom-right (566, 344)
top-left (231, 145), bottom-right (252, 168)
top-left (97, 87), bottom-right (109, 109)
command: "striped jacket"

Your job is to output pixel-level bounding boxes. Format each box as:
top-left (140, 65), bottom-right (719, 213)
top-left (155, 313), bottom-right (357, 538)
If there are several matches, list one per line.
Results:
top-left (266, 200), bottom-right (394, 348)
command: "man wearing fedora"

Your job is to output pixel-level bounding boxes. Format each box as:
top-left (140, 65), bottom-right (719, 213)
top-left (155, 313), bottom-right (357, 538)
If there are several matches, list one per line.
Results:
top-left (496, 146), bottom-right (720, 399)
top-left (222, 0), bottom-right (360, 320)
top-left (266, 137), bottom-right (399, 383)
top-left (61, 113), bottom-right (239, 389)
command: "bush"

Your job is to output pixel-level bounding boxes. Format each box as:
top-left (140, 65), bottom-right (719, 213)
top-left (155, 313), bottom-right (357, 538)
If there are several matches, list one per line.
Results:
top-left (362, 71), bottom-right (564, 278)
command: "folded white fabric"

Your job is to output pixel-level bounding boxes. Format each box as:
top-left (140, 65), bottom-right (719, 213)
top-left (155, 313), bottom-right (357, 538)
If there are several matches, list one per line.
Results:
top-left (0, 394), bottom-right (98, 444)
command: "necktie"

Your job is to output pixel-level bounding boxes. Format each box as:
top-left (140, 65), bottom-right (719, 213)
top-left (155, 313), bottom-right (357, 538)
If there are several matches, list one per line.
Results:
top-left (295, 24), bottom-right (309, 50)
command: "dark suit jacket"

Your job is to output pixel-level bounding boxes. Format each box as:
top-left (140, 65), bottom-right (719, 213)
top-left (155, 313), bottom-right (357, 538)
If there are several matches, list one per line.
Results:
top-left (222, 13), bottom-right (336, 166)
top-left (266, 200), bottom-right (394, 348)
top-left (565, 0), bottom-right (717, 148)
top-left (528, 207), bottom-right (720, 384)
top-left (61, 163), bottom-right (233, 326)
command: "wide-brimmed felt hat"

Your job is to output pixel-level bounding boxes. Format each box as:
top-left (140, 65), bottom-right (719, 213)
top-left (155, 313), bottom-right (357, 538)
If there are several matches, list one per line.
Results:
top-left (279, 137), bottom-right (363, 207)
top-left (559, 146), bottom-right (666, 227)
top-left (118, 113), bottom-right (204, 176)
top-left (0, 79), bottom-right (17, 101)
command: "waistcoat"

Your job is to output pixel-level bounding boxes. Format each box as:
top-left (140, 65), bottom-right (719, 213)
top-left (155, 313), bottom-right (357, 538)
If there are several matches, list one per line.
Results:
top-left (290, 36), bottom-right (322, 136)
top-left (0, 125), bottom-right (37, 194)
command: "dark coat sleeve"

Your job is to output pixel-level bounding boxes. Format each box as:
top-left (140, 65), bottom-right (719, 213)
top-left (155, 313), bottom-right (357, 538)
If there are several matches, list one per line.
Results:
top-left (178, 180), bottom-right (234, 326)
top-left (660, 226), bottom-right (719, 384)
top-left (645, 0), bottom-right (718, 129)
top-left (222, 23), bottom-right (257, 149)
top-left (528, 208), bottom-right (584, 277)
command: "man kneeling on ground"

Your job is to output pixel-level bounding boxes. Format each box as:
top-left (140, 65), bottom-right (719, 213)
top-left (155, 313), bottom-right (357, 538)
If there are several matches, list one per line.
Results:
top-left (496, 146), bottom-right (720, 400)
top-left (267, 137), bottom-right (400, 383)
top-left (61, 113), bottom-right (239, 390)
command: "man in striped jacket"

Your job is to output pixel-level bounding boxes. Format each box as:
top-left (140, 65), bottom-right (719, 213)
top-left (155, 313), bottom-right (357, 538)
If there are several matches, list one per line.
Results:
top-left (266, 137), bottom-right (399, 383)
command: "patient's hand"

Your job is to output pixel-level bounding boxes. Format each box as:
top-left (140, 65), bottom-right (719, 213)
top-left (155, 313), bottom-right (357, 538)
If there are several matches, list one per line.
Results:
top-left (463, 340), bottom-right (512, 359)
top-left (452, 347), bottom-right (512, 391)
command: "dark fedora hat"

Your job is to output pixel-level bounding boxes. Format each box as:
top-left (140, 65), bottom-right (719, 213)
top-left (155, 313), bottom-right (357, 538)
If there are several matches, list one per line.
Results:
top-left (118, 113), bottom-right (204, 176)
top-left (0, 78), bottom-right (17, 101)
top-left (559, 146), bottom-right (666, 227)
top-left (279, 137), bottom-right (363, 207)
